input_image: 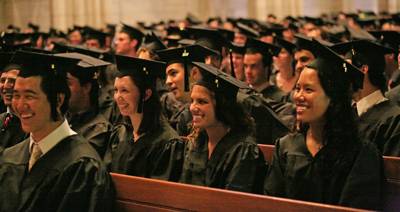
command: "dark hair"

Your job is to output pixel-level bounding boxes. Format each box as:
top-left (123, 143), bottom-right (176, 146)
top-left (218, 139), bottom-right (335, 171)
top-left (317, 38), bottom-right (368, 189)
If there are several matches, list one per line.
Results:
top-left (120, 30), bottom-right (142, 51)
top-left (214, 90), bottom-right (254, 134)
top-left (69, 67), bottom-right (99, 110)
top-left (245, 49), bottom-right (273, 80)
top-left (299, 60), bottom-right (360, 176)
top-left (116, 71), bottom-right (161, 135)
top-left (18, 69), bottom-right (70, 121)
top-left (347, 52), bottom-right (387, 93)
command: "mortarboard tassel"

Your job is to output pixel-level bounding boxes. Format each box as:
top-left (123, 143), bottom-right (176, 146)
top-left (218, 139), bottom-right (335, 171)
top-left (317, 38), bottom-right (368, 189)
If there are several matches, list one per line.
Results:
top-left (182, 49), bottom-right (190, 91)
top-left (228, 48), bottom-right (235, 78)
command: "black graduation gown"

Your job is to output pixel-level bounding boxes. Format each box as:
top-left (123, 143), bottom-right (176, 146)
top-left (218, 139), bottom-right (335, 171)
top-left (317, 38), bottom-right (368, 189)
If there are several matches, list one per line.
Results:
top-left (160, 92), bottom-right (187, 130)
top-left (179, 130), bottom-right (267, 194)
top-left (67, 109), bottom-right (112, 158)
top-left (0, 112), bottom-right (27, 153)
top-left (237, 89), bottom-right (292, 144)
top-left (0, 135), bottom-right (115, 212)
top-left (175, 104), bottom-right (193, 136)
top-left (386, 85), bottom-right (400, 106)
top-left (260, 85), bottom-right (289, 103)
top-left (357, 100), bottom-right (400, 156)
top-left (264, 133), bottom-right (383, 210)
top-left (109, 119), bottom-right (184, 181)
top-left (0, 99), bottom-right (6, 114)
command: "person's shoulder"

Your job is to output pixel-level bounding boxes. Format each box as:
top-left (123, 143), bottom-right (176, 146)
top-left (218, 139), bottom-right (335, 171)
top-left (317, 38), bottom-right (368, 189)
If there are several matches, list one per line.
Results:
top-left (61, 135), bottom-right (102, 161)
top-left (362, 99), bottom-right (400, 123)
top-left (274, 132), bottom-right (304, 153)
top-left (1, 138), bottom-right (29, 163)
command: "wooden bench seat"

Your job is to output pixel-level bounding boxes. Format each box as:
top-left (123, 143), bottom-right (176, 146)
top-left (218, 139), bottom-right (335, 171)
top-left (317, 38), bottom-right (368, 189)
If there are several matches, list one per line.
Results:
top-left (111, 173), bottom-right (369, 212)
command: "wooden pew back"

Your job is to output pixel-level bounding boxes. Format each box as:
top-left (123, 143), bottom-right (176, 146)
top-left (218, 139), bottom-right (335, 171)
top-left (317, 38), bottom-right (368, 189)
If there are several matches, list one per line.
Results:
top-left (111, 173), bottom-right (368, 212)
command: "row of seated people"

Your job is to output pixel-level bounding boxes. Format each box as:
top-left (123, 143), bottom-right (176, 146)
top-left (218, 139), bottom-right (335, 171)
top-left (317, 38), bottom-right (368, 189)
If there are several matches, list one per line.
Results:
top-left (110, 145), bottom-right (400, 212)
top-left (1, 27), bottom-right (400, 211)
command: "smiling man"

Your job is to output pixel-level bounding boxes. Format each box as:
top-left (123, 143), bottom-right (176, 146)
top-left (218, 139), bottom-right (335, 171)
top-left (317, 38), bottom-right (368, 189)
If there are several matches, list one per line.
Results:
top-left (0, 50), bottom-right (114, 212)
top-left (0, 53), bottom-right (27, 152)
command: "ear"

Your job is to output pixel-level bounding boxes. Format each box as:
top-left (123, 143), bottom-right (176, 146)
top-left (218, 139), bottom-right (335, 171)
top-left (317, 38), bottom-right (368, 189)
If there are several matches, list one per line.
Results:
top-left (144, 88), bottom-right (152, 101)
top-left (360, 64), bottom-right (369, 74)
top-left (56, 93), bottom-right (65, 112)
top-left (81, 83), bottom-right (92, 95)
top-left (190, 67), bottom-right (201, 81)
top-left (130, 39), bottom-right (138, 49)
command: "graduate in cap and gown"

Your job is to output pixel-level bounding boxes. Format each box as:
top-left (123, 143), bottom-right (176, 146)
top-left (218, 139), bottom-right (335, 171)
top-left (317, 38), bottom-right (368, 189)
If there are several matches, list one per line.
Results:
top-left (157, 44), bottom-right (220, 135)
top-left (107, 56), bottom-right (184, 181)
top-left (56, 52), bottom-right (113, 158)
top-left (0, 52), bottom-right (27, 153)
top-left (264, 39), bottom-right (383, 210)
top-left (0, 50), bottom-right (115, 212)
top-left (179, 62), bottom-right (267, 194)
top-left (332, 39), bottom-right (400, 156)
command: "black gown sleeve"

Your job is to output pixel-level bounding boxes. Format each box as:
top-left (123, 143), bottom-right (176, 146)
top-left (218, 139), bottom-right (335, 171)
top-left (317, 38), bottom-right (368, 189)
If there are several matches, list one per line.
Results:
top-left (264, 138), bottom-right (286, 197)
top-left (149, 138), bottom-right (185, 182)
top-left (224, 142), bottom-right (267, 194)
top-left (339, 141), bottom-right (384, 210)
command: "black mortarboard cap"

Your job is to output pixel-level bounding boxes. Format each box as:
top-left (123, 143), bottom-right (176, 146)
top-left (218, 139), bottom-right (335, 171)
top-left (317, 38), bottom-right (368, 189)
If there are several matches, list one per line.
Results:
top-left (115, 55), bottom-right (166, 113)
top-left (21, 46), bottom-right (53, 54)
top-left (157, 44), bottom-right (219, 91)
top-left (84, 28), bottom-right (108, 47)
top-left (347, 27), bottom-right (376, 41)
top-left (294, 34), bottom-right (333, 54)
top-left (217, 28), bottom-right (235, 42)
top-left (306, 39), bottom-right (364, 91)
top-left (230, 42), bottom-right (246, 54)
top-left (0, 52), bottom-right (13, 72)
top-left (187, 26), bottom-right (229, 53)
top-left (142, 31), bottom-right (167, 52)
top-left (331, 39), bottom-right (394, 57)
top-left (185, 13), bottom-right (202, 25)
top-left (0, 42), bottom-right (32, 52)
top-left (355, 17), bottom-right (377, 28)
top-left (245, 37), bottom-right (281, 57)
top-left (369, 30), bottom-right (400, 51)
top-left (52, 42), bottom-right (114, 62)
top-left (0, 32), bottom-right (32, 46)
top-left (56, 52), bottom-right (110, 82)
top-left (304, 16), bottom-right (324, 26)
top-left (207, 17), bottom-right (222, 25)
top-left (274, 37), bottom-right (296, 54)
top-left (56, 52), bottom-right (110, 69)
top-left (192, 61), bottom-right (249, 101)
top-left (10, 50), bottom-right (80, 78)
top-left (121, 23), bottom-right (144, 42)
top-left (28, 22), bottom-right (40, 32)
top-left (323, 25), bottom-right (347, 43)
top-left (259, 24), bottom-right (286, 38)
top-left (235, 22), bottom-right (260, 38)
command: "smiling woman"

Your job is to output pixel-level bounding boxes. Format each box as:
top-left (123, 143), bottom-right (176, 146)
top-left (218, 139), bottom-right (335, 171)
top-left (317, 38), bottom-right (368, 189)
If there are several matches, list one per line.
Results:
top-left (264, 39), bottom-right (384, 210)
top-left (106, 55), bottom-right (184, 181)
top-left (179, 62), bottom-right (266, 194)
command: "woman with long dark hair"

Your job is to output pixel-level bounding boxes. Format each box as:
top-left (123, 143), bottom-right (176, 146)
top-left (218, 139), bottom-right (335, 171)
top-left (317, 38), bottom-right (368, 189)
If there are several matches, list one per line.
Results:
top-left (108, 56), bottom-right (183, 181)
top-left (179, 62), bottom-right (267, 194)
top-left (264, 40), bottom-right (383, 210)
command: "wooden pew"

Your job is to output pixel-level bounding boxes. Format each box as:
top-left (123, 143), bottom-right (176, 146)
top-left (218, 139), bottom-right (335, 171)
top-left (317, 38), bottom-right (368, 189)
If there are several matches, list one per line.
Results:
top-left (111, 172), bottom-right (369, 212)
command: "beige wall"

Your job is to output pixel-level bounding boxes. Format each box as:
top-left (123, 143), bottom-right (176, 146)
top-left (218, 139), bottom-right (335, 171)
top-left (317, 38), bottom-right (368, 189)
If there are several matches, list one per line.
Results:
top-left (1, 0), bottom-right (400, 31)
